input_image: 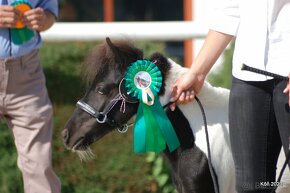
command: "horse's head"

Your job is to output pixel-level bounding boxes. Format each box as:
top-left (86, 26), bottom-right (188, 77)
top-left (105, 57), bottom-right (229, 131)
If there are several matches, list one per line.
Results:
top-left (62, 38), bottom-right (171, 156)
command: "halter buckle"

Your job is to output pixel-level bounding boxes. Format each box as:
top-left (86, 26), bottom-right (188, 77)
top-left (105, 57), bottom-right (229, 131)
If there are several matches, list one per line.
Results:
top-left (117, 124), bottom-right (128, 133)
top-left (96, 112), bottom-right (107, 123)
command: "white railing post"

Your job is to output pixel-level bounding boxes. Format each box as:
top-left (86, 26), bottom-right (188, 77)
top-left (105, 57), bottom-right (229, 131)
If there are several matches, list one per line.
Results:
top-left (42, 21), bottom-right (208, 42)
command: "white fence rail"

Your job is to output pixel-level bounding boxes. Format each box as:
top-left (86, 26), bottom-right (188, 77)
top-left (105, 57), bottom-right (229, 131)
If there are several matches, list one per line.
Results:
top-left (42, 21), bottom-right (208, 42)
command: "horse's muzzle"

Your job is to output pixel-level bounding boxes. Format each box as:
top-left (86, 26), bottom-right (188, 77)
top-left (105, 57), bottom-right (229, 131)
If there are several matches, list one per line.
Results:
top-left (62, 128), bottom-right (70, 147)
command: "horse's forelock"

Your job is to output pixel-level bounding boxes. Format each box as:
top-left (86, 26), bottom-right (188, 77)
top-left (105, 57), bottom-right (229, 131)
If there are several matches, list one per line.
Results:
top-left (82, 39), bottom-right (143, 84)
top-left (111, 40), bottom-right (144, 72)
top-left (81, 43), bottom-right (108, 84)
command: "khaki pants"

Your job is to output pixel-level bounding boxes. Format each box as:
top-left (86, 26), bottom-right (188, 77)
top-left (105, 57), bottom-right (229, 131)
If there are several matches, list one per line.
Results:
top-left (0, 50), bottom-right (61, 193)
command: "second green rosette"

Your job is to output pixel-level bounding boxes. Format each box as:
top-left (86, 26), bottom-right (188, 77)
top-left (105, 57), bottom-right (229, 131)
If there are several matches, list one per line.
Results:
top-left (124, 60), bottom-right (180, 153)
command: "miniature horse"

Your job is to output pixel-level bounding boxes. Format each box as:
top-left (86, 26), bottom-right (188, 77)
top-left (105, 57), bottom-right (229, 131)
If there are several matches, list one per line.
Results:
top-left (62, 38), bottom-right (289, 193)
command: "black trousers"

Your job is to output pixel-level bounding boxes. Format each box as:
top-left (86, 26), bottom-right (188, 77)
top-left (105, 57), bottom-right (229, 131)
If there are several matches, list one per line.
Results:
top-left (229, 77), bottom-right (290, 193)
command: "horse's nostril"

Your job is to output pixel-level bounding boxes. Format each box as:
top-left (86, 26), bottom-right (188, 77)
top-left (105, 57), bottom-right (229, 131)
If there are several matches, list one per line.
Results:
top-left (62, 129), bottom-right (69, 143)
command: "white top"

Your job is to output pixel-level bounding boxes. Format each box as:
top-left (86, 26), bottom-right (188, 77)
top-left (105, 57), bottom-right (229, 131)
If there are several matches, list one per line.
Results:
top-left (210, 0), bottom-right (290, 81)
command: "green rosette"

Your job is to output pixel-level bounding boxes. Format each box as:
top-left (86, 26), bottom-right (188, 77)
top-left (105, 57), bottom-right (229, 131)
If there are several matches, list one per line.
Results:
top-left (11, 0), bottom-right (35, 45)
top-left (124, 60), bottom-right (180, 153)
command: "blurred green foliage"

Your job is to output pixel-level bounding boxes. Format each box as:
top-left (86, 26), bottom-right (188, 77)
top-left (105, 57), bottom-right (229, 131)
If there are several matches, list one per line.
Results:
top-left (0, 122), bottom-right (23, 193)
top-left (146, 153), bottom-right (177, 193)
top-left (0, 40), bottom-right (233, 193)
top-left (208, 43), bottom-right (234, 89)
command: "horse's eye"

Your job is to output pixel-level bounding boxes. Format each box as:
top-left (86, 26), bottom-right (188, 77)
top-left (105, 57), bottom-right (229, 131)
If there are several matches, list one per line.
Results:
top-left (96, 86), bottom-right (106, 95)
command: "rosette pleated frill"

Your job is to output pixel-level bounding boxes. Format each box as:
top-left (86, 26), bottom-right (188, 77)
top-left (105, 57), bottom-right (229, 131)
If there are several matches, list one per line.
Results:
top-left (124, 60), bottom-right (180, 153)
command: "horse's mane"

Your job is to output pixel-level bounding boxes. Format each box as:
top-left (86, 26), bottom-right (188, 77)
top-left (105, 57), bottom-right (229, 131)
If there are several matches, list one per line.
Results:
top-left (82, 39), bottom-right (144, 84)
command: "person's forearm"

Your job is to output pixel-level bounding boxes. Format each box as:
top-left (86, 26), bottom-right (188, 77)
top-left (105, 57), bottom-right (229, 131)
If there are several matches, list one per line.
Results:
top-left (39, 10), bottom-right (56, 32)
top-left (189, 30), bottom-right (234, 79)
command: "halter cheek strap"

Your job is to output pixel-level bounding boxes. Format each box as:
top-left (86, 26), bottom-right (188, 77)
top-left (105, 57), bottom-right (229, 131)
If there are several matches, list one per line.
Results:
top-left (76, 78), bottom-right (139, 133)
top-left (76, 93), bottom-right (131, 133)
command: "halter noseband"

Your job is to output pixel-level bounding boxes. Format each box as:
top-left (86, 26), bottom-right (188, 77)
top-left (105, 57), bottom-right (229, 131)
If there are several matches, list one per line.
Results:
top-left (77, 100), bottom-right (108, 124)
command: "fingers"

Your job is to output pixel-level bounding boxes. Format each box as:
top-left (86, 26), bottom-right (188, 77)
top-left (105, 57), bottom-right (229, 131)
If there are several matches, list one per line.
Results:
top-left (178, 90), bottom-right (195, 103)
top-left (170, 84), bottom-right (195, 111)
top-left (169, 84), bottom-right (184, 111)
top-left (185, 90), bottom-right (196, 102)
top-left (169, 102), bottom-right (176, 111)
top-left (0, 17), bottom-right (16, 28)
top-left (169, 90), bottom-right (195, 111)
top-left (170, 85), bottom-right (179, 102)
top-left (0, 5), bottom-right (21, 15)
top-left (23, 7), bottom-right (44, 18)
top-left (169, 85), bottom-right (178, 111)
top-left (23, 7), bottom-right (45, 30)
top-left (169, 71), bottom-right (203, 111)
top-left (0, 6), bottom-right (21, 28)
top-left (186, 90), bottom-right (195, 101)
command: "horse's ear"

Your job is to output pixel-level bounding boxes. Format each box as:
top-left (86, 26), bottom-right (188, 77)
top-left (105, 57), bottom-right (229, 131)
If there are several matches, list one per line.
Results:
top-left (106, 37), bottom-right (119, 54)
top-left (150, 52), bottom-right (169, 69)
top-left (149, 53), bottom-right (170, 96)
top-left (106, 37), bottom-right (124, 63)
top-left (105, 37), bottom-right (144, 68)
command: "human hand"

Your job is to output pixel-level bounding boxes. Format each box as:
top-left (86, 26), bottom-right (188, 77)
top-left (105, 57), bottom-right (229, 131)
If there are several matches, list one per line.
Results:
top-left (23, 8), bottom-right (55, 31)
top-left (0, 5), bottom-right (21, 28)
top-left (169, 70), bottom-right (205, 111)
top-left (283, 73), bottom-right (290, 106)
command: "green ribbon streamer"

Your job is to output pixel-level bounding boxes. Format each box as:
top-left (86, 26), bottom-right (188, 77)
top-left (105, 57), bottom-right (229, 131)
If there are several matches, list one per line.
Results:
top-left (143, 102), bottom-right (166, 152)
top-left (125, 60), bottom-right (180, 153)
top-left (151, 97), bottom-right (180, 152)
top-left (134, 102), bottom-right (166, 153)
top-left (11, 28), bottom-right (34, 45)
